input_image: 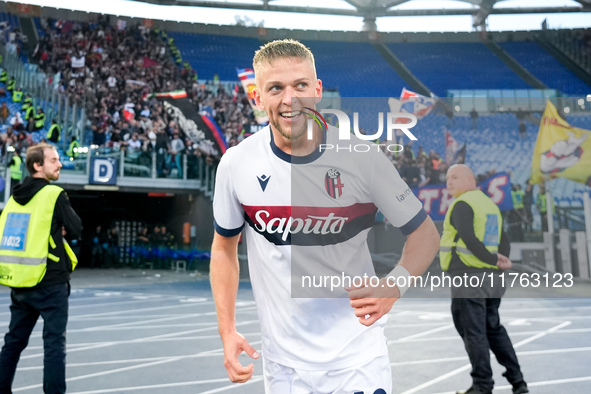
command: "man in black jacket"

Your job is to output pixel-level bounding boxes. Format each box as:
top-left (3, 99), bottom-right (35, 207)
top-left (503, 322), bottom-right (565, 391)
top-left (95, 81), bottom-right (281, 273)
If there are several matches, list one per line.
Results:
top-left (440, 164), bottom-right (528, 394)
top-left (0, 143), bottom-right (82, 394)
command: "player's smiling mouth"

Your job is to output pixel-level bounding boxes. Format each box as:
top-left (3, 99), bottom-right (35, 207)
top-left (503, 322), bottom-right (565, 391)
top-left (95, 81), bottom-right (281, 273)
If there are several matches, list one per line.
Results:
top-left (280, 110), bottom-right (301, 119)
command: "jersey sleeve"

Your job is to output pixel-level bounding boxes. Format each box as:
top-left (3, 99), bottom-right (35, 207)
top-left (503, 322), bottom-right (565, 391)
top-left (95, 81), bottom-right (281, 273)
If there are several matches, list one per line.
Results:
top-left (212, 149), bottom-right (245, 237)
top-left (370, 152), bottom-right (427, 236)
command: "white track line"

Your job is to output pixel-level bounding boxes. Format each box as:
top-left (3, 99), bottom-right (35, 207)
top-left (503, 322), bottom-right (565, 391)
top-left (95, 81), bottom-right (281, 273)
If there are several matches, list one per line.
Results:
top-left (14, 341), bottom-right (263, 392)
top-left (18, 320), bottom-right (260, 361)
top-left (391, 345), bottom-right (591, 367)
top-left (199, 376), bottom-right (265, 394)
top-left (391, 324), bottom-right (455, 343)
top-left (65, 376), bottom-right (265, 394)
top-left (67, 378), bottom-right (238, 394)
top-left (399, 321), bottom-right (572, 394)
top-left (430, 375), bottom-right (591, 394)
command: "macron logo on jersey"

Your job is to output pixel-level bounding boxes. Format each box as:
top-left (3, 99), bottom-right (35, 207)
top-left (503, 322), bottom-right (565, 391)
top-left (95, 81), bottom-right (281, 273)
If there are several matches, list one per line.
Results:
top-left (257, 174), bottom-right (271, 192)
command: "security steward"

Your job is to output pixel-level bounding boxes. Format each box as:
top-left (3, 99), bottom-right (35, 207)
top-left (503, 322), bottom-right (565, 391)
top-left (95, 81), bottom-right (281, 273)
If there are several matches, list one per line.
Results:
top-left (508, 184), bottom-right (525, 241)
top-left (67, 135), bottom-right (79, 159)
top-left (8, 147), bottom-right (23, 191)
top-left (0, 143), bottom-right (82, 393)
top-left (34, 108), bottom-right (46, 131)
top-left (47, 119), bottom-right (61, 143)
top-left (511, 185), bottom-right (525, 210)
top-left (440, 164), bottom-right (528, 394)
top-left (25, 103), bottom-right (36, 125)
top-left (536, 185), bottom-right (551, 232)
top-left (6, 76), bottom-right (15, 93)
top-left (21, 95), bottom-right (33, 112)
top-left (11, 86), bottom-right (23, 103)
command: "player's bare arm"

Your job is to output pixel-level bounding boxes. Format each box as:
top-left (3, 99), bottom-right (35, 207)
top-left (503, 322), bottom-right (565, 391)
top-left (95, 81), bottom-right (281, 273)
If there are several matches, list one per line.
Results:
top-left (210, 232), bottom-right (259, 383)
top-left (347, 216), bottom-right (440, 326)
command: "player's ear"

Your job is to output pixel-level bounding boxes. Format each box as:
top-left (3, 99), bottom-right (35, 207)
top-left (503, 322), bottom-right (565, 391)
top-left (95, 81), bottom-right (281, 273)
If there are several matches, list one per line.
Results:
top-left (314, 79), bottom-right (323, 104)
top-left (253, 87), bottom-right (265, 110)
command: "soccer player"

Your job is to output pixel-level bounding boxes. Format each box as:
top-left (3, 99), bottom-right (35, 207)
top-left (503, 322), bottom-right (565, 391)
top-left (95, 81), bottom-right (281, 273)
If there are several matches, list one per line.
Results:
top-left (210, 38), bottom-right (440, 393)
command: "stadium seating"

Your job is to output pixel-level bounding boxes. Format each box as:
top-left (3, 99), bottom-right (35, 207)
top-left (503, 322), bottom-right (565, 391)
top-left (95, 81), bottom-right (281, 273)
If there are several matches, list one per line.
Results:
top-left (411, 111), bottom-right (591, 205)
top-left (500, 41), bottom-right (590, 96)
top-left (164, 32), bottom-right (589, 100)
top-left (387, 42), bottom-right (531, 97)
top-left (169, 33), bottom-right (408, 97)
top-left (3, 14), bottom-right (589, 209)
top-left (0, 12), bottom-right (19, 28)
top-left (33, 17), bottom-right (45, 38)
top-left (301, 40), bottom-right (407, 96)
top-left (167, 32), bottom-right (261, 81)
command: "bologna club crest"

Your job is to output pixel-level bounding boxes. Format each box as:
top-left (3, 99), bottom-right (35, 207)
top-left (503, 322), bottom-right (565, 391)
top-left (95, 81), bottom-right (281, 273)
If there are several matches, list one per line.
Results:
top-left (325, 169), bottom-right (344, 199)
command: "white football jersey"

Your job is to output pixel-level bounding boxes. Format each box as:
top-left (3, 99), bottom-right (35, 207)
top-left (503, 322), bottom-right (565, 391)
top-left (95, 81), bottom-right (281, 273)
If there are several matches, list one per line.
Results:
top-left (213, 125), bottom-right (426, 370)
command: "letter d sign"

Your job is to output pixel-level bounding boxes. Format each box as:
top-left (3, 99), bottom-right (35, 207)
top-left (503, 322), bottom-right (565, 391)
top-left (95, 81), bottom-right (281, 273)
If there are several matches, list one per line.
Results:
top-left (90, 157), bottom-right (118, 185)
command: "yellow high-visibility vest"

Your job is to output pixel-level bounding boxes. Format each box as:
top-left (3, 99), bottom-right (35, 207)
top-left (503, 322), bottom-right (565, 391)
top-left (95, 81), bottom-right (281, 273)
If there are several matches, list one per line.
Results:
top-left (21, 97), bottom-right (32, 111)
top-left (67, 140), bottom-right (79, 157)
top-left (9, 155), bottom-right (22, 180)
top-left (47, 123), bottom-right (61, 142)
top-left (440, 190), bottom-right (502, 271)
top-left (35, 112), bottom-right (46, 129)
top-left (12, 89), bottom-right (23, 102)
top-left (512, 190), bottom-right (525, 209)
top-left (0, 185), bottom-right (77, 287)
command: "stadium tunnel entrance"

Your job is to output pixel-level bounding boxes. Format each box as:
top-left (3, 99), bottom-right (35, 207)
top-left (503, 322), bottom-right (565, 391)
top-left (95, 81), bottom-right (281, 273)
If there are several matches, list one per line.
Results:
top-left (68, 190), bottom-right (214, 269)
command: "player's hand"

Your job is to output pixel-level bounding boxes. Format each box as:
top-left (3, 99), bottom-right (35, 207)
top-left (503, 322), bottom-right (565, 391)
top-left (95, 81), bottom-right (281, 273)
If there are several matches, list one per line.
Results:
top-left (346, 277), bottom-right (399, 327)
top-left (496, 253), bottom-right (513, 270)
top-left (221, 331), bottom-right (259, 383)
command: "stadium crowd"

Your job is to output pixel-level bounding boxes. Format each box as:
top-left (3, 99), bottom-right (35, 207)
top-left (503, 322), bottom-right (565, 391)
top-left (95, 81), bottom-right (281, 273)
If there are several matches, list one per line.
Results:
top-left (2, 15), bottom-right (497, 184)
top-left (0, 16), bottom-right (547, 231)
top-left (0, 20), bottom-right (26, 58)
top-left (1, 15), bottom-right (536, 193)
top-left (28, 16), bottom-right (256, 174)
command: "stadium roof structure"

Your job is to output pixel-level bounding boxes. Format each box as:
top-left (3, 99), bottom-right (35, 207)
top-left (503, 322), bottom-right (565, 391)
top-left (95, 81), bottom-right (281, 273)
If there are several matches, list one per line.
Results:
top-left (132, 0), bottom-right (591, 30)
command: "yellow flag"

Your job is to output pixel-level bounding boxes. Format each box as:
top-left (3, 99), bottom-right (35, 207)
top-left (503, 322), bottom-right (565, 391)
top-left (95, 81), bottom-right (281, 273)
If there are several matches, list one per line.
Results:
top-left (531, 100), bottom-right (591, 185)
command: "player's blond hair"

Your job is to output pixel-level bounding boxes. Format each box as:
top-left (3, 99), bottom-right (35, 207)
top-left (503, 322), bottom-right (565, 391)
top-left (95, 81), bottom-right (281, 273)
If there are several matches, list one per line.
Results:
top-left (253, 39), bottom-right (316, 77)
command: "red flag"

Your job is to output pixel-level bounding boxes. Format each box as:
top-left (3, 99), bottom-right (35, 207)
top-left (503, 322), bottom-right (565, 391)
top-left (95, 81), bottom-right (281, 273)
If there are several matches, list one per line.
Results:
top-left (142, 56), bottom-right (160, 68)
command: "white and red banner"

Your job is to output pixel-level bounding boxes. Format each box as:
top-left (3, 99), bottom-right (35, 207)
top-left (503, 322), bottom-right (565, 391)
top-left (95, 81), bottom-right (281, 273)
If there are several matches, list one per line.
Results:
top-left (388, 87), bottom-right (436, 121)
top-left (416, 172), bottom-right (512, 221)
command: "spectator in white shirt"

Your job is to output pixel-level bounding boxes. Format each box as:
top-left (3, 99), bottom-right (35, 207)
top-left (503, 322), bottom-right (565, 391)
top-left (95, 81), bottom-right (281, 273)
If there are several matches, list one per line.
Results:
top-left (107, 75), bottom-right (117, 89)
top-left (127, 133), bottom-right (142, 151)
top-left (170, 132), bottom-right (185, 178)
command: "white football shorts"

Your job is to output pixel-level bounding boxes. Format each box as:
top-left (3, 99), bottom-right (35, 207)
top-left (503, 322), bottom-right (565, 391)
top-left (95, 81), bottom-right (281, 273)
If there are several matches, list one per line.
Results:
top-left (263, 354), bottom-right (392, 394)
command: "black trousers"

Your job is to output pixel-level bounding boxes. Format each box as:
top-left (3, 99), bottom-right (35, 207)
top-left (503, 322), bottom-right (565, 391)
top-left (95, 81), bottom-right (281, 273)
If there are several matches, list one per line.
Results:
top-left (0, 283), bottom-right (69, 394)
top-left (451, 290), bottom-right (524, 392)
